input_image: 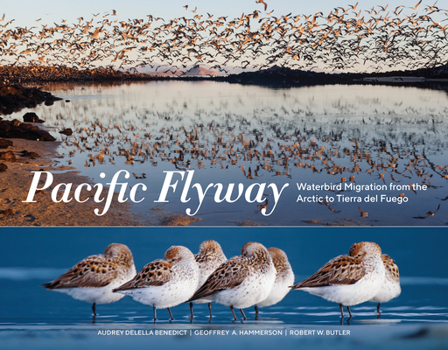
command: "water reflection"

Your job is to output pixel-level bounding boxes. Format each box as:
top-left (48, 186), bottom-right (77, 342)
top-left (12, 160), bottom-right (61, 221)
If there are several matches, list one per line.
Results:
top-left (8, 82), bottom-right (448, 226)
top-left (1, 227), bottom-right (448, 327)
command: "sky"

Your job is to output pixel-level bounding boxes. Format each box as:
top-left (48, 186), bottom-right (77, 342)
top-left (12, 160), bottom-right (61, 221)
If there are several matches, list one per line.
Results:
top-left (4, 0), bottom-right (445, 28)
top-left (1, 0), bottom-right (446, 73)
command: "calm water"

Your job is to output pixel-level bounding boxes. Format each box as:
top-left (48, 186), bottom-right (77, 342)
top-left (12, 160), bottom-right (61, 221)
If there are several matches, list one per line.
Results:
top-left (6, 81), bottom-right (448, 226)
top-left (1, 227), bottom-right (448, 349)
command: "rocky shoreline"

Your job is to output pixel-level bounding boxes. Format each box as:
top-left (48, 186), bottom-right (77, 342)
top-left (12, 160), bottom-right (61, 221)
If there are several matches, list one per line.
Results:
top-left (0, 110), bottom-right (57, 176)
top-left (0, 82), bottom-right (62, 115)
top-left (0, 113), bottom-right (56, 141)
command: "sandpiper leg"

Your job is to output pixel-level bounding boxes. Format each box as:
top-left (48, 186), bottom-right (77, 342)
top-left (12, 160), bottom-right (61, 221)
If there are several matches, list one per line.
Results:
top-left (255, 305), bottom-right (259, 320)
top-left (377, 303), bottom-right (381, 314)
top-left (339, 303), bottom-right (344, 318)
top-left (346, 306), bottom-right (352, 320)
top-left (189, 302), bottom-right (194, 321)
top-left (208, 303), bottom-right (212, 319)
top-left (92, 303), bottom-right (96, 316)
top-left (153, 306), bottom-right (157, 323)
top-left (92, 303), bottom-right (96, 323)
top-left (167, 308), bottom-right (174, 321)
top-left (230, 306), bottom-right (237, 321)
top-left (240, 309), bottom-right (246, 321)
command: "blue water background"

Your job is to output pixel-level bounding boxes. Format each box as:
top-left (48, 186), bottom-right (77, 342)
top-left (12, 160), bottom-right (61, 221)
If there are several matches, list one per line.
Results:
top-left (1, 227), bottom-right (448, 348)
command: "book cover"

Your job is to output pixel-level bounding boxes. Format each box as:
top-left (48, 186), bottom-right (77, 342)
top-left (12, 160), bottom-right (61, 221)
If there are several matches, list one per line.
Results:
top-left (1, 1), bottom-right (447, 349)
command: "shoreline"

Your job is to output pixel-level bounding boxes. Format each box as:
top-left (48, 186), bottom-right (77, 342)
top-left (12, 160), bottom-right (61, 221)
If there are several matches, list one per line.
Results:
top-left (1, 64), bottom-right (448, 89)
top-left (0, 133), bottom-right (204, 227)
top-left (1, 73), bottom-right (447, 226)
top-left (0, 137), bottom-right (144, 226)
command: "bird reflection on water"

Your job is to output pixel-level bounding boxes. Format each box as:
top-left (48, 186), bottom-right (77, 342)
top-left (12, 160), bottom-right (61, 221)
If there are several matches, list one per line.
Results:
top-left (9, 82), bottom-right (447, 226)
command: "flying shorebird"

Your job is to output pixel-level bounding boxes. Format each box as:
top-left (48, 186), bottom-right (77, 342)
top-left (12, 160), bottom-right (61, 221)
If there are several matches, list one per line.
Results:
top-left (412, 204), bottom-right (441, 219)
top-left (256, 0), bottom-right (268, 11)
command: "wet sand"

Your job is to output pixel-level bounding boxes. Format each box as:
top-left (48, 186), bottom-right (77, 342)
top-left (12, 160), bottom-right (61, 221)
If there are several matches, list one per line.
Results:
top-left (0, 137), bottom-right (206, 226)
top-left (0, 138), bottom-right (143, 226)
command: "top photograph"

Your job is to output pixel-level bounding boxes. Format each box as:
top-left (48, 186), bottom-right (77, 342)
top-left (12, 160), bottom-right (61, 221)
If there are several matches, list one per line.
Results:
top-left (0, 0), bottom-right (447, 226)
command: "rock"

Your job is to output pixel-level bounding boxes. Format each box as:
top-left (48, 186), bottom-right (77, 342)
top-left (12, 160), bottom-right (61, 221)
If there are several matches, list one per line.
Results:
top-left (0, 151), bottom-right (16, 162)
top-left (19, 123), bottom-right (34, 130)
top-left (19, 150), bottom-right (39, 159)
top-left (23, 112), bottom-right (44, 123)
top-left (0, 121), bottom-right (11, 134)
top-left (59, 128), bottom-right (73, 136)
top-left (0, 139), bottom-right (13, 149)
top-left (27, 129), bottom-right (56, 141)
top-left (0, 163), bottom-right (7, 172)
top-left (0, 119), bottom-right (55, 141)
top-left (23, 112), bottom-right (40, 122)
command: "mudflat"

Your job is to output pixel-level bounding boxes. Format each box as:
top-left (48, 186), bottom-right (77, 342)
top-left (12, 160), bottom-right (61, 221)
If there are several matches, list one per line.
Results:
top-left (0, 138), bottom-right (142, 226)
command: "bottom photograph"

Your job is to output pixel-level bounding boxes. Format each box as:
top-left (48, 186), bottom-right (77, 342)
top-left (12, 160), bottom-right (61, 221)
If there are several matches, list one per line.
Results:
top-left (1, 227), bottom-right (448, 349)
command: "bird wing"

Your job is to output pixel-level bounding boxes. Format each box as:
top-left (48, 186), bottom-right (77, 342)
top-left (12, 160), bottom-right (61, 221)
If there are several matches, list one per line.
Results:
top-left (189, 258), bottom-right (249, 301)
top-left (41, 254), bottom-right (119, 289)
top-left (382, 255), bottom-right (399, 279)
top-left (291, 254), bottom-right (365, 289)
top-left (427, 204), bottom-right (441, 216)
top-left (113, 260), bottom-right (173, 291)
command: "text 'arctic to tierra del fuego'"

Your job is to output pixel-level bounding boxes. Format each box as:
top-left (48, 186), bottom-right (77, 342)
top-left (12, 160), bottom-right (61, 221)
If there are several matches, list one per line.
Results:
top-left (23, 170), bottom-right (426, 216)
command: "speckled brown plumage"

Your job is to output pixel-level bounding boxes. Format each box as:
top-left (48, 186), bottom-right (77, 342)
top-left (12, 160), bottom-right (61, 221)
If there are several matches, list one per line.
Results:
top-left (115, 260), bottom-right (173, 290)
top-left (268, 247), bottom-right (290, 277)
top-left (41, 243), bottom-right (135, 289)
top-left (188, 242), bottom-right (276, 315)
top-left (382, 255), bottom-right (399, 280)
top-left (291, 255), bottom-right (366, 289)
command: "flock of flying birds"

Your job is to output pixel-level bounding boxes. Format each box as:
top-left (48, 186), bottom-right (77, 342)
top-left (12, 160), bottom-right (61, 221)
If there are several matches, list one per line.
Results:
top-left (1, 1), bottom-right (448, 72)
top-left (42, 240), bottom-right (401, 323)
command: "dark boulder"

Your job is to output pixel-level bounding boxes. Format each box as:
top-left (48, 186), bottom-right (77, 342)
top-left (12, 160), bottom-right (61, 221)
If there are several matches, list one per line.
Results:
top-left (23, 112), bottom-right (40, 122)
top-left (26, 129), bottom-right (56, 141)
top-left (0, 119), bottom-right (55, 141)
top-left (23, 112), bottom-right (44, 123)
